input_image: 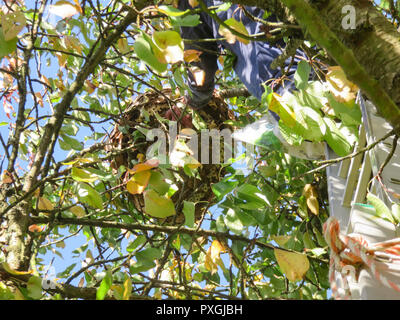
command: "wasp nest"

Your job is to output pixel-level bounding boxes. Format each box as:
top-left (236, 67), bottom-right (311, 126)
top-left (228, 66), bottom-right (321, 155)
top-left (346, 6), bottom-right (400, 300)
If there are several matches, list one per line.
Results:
top-left (106, 89), bottom-right (235, 225)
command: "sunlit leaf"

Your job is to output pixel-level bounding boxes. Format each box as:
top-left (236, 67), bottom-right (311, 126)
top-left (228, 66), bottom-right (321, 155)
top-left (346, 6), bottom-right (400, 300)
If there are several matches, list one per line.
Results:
top-left (70, 205), bottom-right (86, 218)
top-left (127, 170), bottom-right (151, 195)
top-left (38, 197), bottom-right (54, 212)
top-left (274, 249), bottom-right (310, 282)
top-left (0, 27), bottom-right (18, 58)
top-left (294, 60), bottom-right (311, 90)
top-left (184, 49), bottom-right (202, 62)
top-left (1, 262), bottom-right (33, 276)
top-left (96, 270), bottom-right (112, 300)
top-left (218, 18), bottom-right (250, 44)
top-left (367, 193), bottom-right (395, 224)
top-left (268, 93), bottom-right (296, 128)
top-left (133, 36), bottom-right (167, 73)
top-left (49, 0), bottom-right (81, 19)
top-left (271, 235), bottom-right (291, 247)
top-left (1, 11), bottom-right (26, 41)
top-left (76, 183), bottom-right (103, 209)
top-left (144, 189), bottom-right (176, 218)
top-left (129, 159), bottom-right (159, 174)
top-left (303, 184), bottom-right (319, 216)
top-left (157, 5), bottom-right (188, 16)
top-left (27, 276), bottom-right (43, 299)
top-left (71, 167), bottom-right (98, 183)
top-left (326, 66), bottom-right (358, 103)
top-left (183, 201), bottom-right (195, 227)
top-left (122, 277), bottom-right (132, 300)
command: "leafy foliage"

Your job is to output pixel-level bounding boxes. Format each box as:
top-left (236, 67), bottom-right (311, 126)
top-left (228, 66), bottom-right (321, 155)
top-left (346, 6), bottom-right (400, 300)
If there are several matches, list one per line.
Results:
top-left (0, 0), bottom-right (397, 301)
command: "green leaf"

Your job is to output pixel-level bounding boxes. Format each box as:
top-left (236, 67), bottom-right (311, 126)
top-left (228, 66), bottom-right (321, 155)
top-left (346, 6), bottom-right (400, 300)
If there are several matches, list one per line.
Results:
top-left (219, 18), bottom-right (250, 44)
top-left (158, 5), bottom-right (188, 16)
top-left (258, 165), bottom-right (276, 178)
top-left (71, 167), bottom-right (98, 183)
top-left (215, 2), bottom-right (232, 12)
top-left (278, 120), bottom-right (304, 146)
top-left (152, 30), bottom-right (182, 49)
top-left (170, 14), bottom-right (200, 27)
top-left (133, 36), bottom-right (167, 73)
top-left (144, 189), bottom-right (176, 218)
top-left (299, 107), bottom-right (325, 141)
top-left (392, 203), bottom-right (400, 224)
top-left (236, 183), bottom-right (270, 207)
top-left (130, 248), bottom-right (162, 273)
top-left (96, 270), bottom-right (112, 300)
top-left (367, 193), bottom-right (395, 224)
top-left (148, 171), bottom-right (170, 195)
top-left (327, 93), bottom-right (362, 126)
top-left (211, 179), bottom-right (238, 201)
top-left (27, 276), bottom-right (43, 300)
top-left (60, 134), bottom-right (83, 151)
top-left (183, 201), bottom-right (195, 228)
top-left (294, 61), bottom-right (311, 90)
top-left (323, 117), bottom-right (352, 156)
top-left (76, 182), bottom-right (103, 209)
top-left (126, 235), bottom-right (146, 253)
top-left (0, 27), bottom-right (18, 58)
top-left (224, 208), bottom-right (243, 235)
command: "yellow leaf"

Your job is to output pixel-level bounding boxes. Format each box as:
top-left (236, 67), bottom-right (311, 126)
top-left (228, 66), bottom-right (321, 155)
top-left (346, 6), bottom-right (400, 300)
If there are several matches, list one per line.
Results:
top-left (38, 197), bottom-right (54, 212)
top-left (184, 49), bottom-right (202, 63)
top-left (111, 285), bottom-right (124, 300)
top-left (271, 235), bottom-right (291, 247)
top-left (128, 159), bottom-right (159, 174)
top-left (268, 93), bottom-right (296, 128)
top-left (73, 0), bottom-right (83, 13)
top-left (56, 241), bottom-right (65, 248)
top-left (64, 35), bottom-right (83, 54)
top-left (274, 249), bottom-right (310, 282)
top-left (326, 66), bottom-right (358, 103)
top-left (210, 240), bottom-right (226, 261)
top-left (84, 80), bottom-right (97, 94)
top-left (152, 30), bottom-right (184, 64)
top-left (126, 170), bottom-right (151, 195)
top-left (306, 197), bottom-right (319, 216)
top-left (1, 11), bottom-right (26, 41)
top-left (122, 277), bottom-right (132, 300)
top-left (204, 250), bottom-right (218, 275)
top-left (49, 0), bottom-right (81, 19)
top-left (188, 0), bottom-right (199, 7)
top-left (303, 184), bottom-right (317, 198)
top-left (1, 262), bottom-right (33, 276)
top-left (70, 205), bottom-right (86, 218)
top-left (303, 184), bottom-right (319, 215)
top-left (117, 38), bottom-right (130, 54)
top-left (136, 153), bottom-right (145, 163)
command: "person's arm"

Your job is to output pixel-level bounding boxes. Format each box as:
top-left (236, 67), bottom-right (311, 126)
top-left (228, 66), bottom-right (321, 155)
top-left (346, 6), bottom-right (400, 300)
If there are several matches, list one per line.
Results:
top-left (179, 0), bottom-right (219, 109)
